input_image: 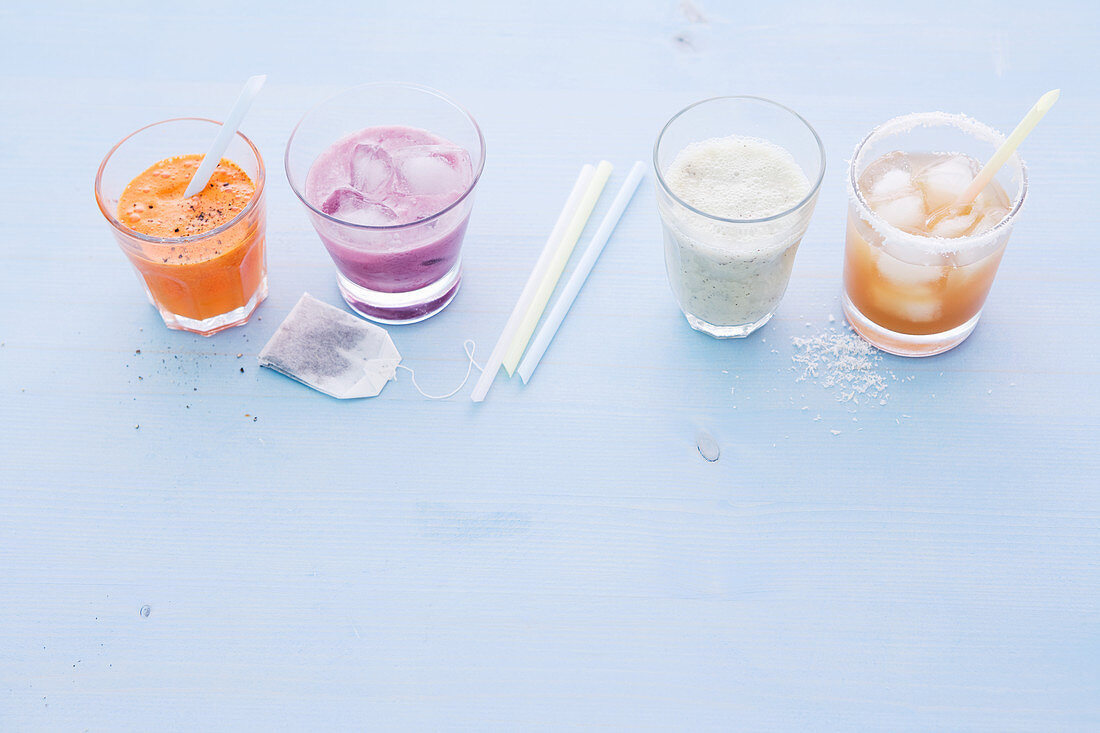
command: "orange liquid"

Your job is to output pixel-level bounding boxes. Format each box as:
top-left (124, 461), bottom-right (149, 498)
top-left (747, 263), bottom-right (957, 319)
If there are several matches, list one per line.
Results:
top-left (117, 155), bottom-right (265, 322)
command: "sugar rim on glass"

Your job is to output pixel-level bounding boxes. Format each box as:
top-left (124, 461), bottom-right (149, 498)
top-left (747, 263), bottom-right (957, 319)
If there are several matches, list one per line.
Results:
top-left (95, 118), bottom-right (266, 245)
top-left (284, 81), bottom-right (486, 231)
top-left (652, 95), bottom-right (827, 225)
top-left (847, 111), bottom-right (1028, 253)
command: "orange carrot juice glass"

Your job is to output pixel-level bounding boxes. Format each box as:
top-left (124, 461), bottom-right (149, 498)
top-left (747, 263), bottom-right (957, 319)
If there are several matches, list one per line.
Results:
top-left (96, 118), bottom-right (267, 335)
top-left (843, 113), bottom-right (1027, 356)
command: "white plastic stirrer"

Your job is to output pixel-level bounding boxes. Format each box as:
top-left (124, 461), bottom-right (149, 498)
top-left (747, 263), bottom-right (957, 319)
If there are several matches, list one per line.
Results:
top-left (470, 165), bottom-right (596, 403)
top-left (954, 89), bottom-right (1059, 207)
top-left (517, 161), bottom-right (646, 383)
top-left (183, 75), bottom-right (267, 198)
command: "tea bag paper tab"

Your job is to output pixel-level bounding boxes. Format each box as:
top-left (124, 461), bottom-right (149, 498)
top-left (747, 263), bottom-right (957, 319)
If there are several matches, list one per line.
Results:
top-left (258, 293), bottom-right (400, 399)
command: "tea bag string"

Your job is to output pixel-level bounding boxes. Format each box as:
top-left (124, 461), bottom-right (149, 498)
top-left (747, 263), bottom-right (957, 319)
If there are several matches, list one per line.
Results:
top-left (395, 340), bottom-right (483, 400)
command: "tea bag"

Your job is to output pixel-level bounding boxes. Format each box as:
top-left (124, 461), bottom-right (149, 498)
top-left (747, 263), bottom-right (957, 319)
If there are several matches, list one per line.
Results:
top-left (258, 293), bottom-right (400, 398)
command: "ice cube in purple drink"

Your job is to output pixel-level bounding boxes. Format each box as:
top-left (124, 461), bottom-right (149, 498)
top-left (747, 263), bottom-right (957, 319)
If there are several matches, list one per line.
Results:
top-left (321, 186), bottom-right (399, 226)
top-left (393, 145), bottom-right (473, 197)
top-left (349, 143), bottom-right (394, 199)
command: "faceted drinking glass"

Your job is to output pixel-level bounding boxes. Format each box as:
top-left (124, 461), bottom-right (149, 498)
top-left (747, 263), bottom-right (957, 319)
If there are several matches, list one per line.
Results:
top-left (653, 96), bottom-right (825, 338)
top-left (95, 118), bottom-right (267, 335)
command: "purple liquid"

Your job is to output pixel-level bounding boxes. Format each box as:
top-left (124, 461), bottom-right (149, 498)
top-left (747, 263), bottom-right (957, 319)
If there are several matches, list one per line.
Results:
top-left (305, 125), bottom-right (474, 293)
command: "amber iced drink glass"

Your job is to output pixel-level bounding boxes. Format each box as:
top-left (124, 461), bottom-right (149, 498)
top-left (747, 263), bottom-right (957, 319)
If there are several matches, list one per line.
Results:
top-left (95, 118), bottom-right (267, 335)
top-left (843, 113), bottom-right (1027, 356)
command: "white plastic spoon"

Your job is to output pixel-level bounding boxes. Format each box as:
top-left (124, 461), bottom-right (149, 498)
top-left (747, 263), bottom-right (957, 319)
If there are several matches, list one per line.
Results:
top-left (183, 75), bottom-right (267, 198)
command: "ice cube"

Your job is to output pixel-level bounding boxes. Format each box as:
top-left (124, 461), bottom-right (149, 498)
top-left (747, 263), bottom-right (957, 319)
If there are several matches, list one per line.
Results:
top-left (873, 249), bottom-right (944, 286)
top-left (873, 168), bottom-right (913, 198)
top-left (897, 299), bottom-right (942, 323)
top-left (394, 145), bottom-right (473, 196)
top-left (972, 206), bottom-right (1010, 235)
top-left (349, 144), bottom-right (394, 198)
top-left (915, 155), bottom-right (978, 212)
top-left (859, 151), bottom-right (913, 199)
top-left (869, 281), bottom-right (941, 323)
top-left (870, 194), bottom-right (927, 233)
top-left (860, 152), bottom-right (928, 232)
top-left (897, 299), bottom-right (941, 321)
top-left (929, 209), bottom-right (979, 238)
top-left (320, 187), bottom-right (398, 226)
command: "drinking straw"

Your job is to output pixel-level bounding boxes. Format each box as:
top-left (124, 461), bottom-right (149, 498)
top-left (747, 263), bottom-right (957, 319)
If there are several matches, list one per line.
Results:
top-left (183, 75), bottom-right (267, 197)
top-left (502, 160), bottom-right (613, 374)
top-left (954, 88), bottom-right (1060, 207)
top-left (517, 161), bottom-right (646, 384)
top-left (470, 165), bottom-right (596, 403)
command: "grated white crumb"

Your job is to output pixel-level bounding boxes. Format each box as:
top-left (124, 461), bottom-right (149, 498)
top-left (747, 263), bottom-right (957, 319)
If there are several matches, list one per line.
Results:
top-left (791, 327), bottom-right (889, 405)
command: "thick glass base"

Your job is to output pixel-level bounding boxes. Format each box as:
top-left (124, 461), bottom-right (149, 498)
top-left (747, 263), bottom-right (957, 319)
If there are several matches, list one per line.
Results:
top-left (337, 262), bottom-right (461, 325)
top-left (842, 290), bottom-right (981, 357)
top-left (684, 311), bottom-right (774, 338)
top-left (156, 276), bottom-right (267, 336)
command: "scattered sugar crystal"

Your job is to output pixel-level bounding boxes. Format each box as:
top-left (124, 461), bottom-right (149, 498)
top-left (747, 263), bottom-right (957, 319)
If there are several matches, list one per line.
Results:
top-left (791, 327), bottom-right (889, 405)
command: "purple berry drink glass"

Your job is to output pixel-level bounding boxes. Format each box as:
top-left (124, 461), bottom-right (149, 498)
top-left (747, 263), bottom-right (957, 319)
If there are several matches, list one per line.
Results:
top-left (286, 83), bottom-right (485, 323)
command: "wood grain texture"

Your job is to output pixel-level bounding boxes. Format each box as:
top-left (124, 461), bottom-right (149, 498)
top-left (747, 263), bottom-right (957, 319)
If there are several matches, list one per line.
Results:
top-left (1, 0), bottom-right (1098, 730)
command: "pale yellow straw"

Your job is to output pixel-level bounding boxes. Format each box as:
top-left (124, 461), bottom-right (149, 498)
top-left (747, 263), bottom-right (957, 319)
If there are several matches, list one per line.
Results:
top-left (502, 160), bottom-right (613, 375)
top-left (955, 89), bottom-right (1060, 207)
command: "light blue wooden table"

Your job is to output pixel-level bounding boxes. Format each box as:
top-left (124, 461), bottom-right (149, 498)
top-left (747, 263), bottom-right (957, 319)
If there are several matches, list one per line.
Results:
top-left (2, 1), bottom-right (1098, 729)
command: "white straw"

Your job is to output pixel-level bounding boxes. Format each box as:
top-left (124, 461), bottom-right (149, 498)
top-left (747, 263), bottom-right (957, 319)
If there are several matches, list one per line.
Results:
top-left (517, 161), bottom-right (646, 384)
top-left (470, 165), bottom-right (595, 403)
top-left (955, 88), bottom-right (1060, 207)
top-left (183, 75), bottom-right (267, 198)
top-left (502, 160), bottom-right (613, 375)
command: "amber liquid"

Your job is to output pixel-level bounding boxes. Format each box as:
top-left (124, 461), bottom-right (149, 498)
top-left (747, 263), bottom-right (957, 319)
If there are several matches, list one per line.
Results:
top-left (843, 152), bottom-right (1012, 337)
top-left (843, 215), bottom-right (1006, 335)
